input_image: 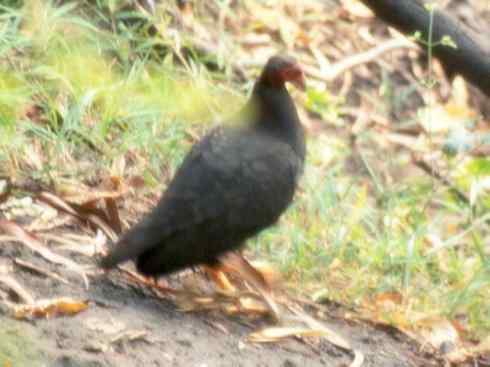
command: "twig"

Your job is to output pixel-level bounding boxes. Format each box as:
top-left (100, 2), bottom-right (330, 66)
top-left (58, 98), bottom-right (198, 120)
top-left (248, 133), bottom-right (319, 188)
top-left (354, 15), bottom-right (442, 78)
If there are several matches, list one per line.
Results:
top-left (411, 154), bottom-right (469, 205)
top-left (0, 275), bottom-right (35, 304)
top-left (104, 197), bottom-right (122, 235)
top-left (0, 219), bottom-right (89, 289)
top-left (13, 258), bottom-right (70, 285)
top-left (427, 212), bottom-right (490, 255)
top-left (303, 38), bottom-right (417, 82)
top-left (0, 176), bottom-right (11, 204)
top-left (37, 191), bottom-right (118, 242)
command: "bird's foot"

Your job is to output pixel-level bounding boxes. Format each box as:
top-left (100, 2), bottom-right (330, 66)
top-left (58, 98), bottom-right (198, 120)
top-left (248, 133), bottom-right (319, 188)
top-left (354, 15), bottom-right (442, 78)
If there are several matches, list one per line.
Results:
top-left (203, 266), bottom-right (237, 294)
top-left (118, 266), bottom-right (176, 294)
top-left (208, 253), bottom-right (283, 322)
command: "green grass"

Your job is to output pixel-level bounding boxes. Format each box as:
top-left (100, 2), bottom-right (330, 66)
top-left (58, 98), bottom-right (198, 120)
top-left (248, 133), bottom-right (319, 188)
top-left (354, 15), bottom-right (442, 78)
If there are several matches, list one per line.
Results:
top-left (0, 0), bottom-right (240, 184)
top-left (1, 0), bottom-right (489, 340)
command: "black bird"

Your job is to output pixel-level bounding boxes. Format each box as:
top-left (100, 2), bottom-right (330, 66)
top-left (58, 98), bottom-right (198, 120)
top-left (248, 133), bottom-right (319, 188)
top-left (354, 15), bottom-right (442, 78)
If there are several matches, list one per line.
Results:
top-left (100, 55), bottom-right (306, 283)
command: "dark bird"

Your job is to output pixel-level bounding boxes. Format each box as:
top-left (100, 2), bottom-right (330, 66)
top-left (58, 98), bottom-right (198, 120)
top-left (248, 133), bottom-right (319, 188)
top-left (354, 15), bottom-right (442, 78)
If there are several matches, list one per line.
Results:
top-left (100, 55), bottom-right (306, 285)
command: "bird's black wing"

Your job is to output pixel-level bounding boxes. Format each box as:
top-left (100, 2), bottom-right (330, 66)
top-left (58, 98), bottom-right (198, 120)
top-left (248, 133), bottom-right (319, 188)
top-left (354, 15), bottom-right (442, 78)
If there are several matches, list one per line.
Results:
top-left (100, 126), bottom-right (302, 269)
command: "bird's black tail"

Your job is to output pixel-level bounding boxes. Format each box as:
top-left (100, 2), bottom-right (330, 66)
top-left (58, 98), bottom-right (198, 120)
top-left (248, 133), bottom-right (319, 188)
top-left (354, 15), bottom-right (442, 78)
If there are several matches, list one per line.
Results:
top-left (98, 225), bottom-right (161, 269)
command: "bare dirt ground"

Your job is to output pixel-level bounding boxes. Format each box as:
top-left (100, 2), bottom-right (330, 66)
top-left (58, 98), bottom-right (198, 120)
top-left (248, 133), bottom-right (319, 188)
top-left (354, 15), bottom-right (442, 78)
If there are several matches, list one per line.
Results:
top-left (0, 241), bottom-right (440, 367)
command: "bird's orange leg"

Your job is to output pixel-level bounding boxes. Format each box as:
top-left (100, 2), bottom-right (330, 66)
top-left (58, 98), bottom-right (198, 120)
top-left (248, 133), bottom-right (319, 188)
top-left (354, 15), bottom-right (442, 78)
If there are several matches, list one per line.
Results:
top-left (203, 265), bottom-right (237, 293)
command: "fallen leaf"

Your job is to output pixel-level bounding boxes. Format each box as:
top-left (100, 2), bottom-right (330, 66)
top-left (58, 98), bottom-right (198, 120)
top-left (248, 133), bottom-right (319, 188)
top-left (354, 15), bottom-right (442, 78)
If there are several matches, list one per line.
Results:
top-left (219, 252), bottom-right (270, 291)
top-left (14, 297), bottom-right (89, 319)
top-left (416, 317), bottom-right (461, 350)
top-left (291, 307), bottom-right (352, 351)
top-left (341, 0), bottom-right (374, 18)
top-left (0, 196), bottom-right (57, 223)
top-left (373, 291), bottom-right (403, 311)
top-left (55, 179), bottom-right (125, 206)
top-left (248, 260), bottom-right (282, 286)
top-left (248, 325), bottom-right (327, 342)
top-left (350, 350), bottom-right (365, 367)
top-left (38, 191), bottom-right (117, 241)
top-left (127, 175), bottom-right (146, 189)
top-left (239, 296), bottom-right (270, 314)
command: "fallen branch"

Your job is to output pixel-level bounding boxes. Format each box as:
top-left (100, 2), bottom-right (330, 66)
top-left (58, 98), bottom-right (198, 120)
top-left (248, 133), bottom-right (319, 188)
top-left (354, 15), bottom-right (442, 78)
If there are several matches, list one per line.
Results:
top-left (361, 0), bottom-right (490, 97)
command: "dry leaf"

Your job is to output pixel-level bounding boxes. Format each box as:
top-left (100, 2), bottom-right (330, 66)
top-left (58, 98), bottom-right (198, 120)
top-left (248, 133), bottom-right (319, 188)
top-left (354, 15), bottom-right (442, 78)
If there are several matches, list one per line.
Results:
top-left (291, 307), bottom-right (352, 351)
top-left (55, 180), bottom-right (124, 206)
top-left (373, 291), bottom-right (403, 311)
top-left (38, 191), bottom-right (117, 241)
top-left (0, 196), bottom-right (57, 223)
top-left (127, 175), bottom-right (146, 189)
top-left (350, 350), bottom-right (365, 367)
top-left (248, 260), bottom-right (282, 286)
top-left (416, 317), bottom-right (461, 350)
top-left (248, 326), bottom-right (327, 342)
top-left (341, 0), bottom-right (374, 18)
top-left (219, 253), bottom-right (269, 291)
top-left (291, 309), bottom-right (364, 367)
top-left (14, 297), bottom-right (88, 319)
top-left (239, 296), bottom-right (269, 314)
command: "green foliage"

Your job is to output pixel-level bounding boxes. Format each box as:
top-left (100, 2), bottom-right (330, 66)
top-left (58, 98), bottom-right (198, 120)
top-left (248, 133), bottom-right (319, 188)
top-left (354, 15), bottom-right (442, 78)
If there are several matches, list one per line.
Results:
top-left (305, 88), bottom-right (343, 124)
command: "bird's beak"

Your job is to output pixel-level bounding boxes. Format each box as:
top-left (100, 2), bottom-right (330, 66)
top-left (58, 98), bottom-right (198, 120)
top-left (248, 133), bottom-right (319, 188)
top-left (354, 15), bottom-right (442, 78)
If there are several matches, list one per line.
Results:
top-left (291, 73), bottom-right (306, 91)
top-left (283, 66), bottom-right (306, 91)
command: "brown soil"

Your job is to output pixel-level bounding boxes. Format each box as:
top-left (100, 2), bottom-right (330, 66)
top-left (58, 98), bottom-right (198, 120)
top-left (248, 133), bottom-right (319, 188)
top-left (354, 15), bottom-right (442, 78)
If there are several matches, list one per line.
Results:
top-left (0, 241), bottom-right (441, 367)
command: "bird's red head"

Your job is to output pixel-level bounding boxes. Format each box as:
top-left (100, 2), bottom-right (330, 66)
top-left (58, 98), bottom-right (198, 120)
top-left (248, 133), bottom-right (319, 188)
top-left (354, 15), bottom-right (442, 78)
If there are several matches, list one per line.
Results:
top-left (260, 55), bottom-right (306, 91)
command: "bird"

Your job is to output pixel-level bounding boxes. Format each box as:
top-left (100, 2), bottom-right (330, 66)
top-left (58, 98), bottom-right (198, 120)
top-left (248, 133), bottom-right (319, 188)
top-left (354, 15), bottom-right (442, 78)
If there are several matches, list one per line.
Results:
top-left (100, 55), bottom-right (306, 300)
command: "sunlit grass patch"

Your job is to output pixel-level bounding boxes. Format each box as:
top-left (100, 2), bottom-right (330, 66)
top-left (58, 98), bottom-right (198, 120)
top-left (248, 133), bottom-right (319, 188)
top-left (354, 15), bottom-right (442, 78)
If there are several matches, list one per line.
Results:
top-left (0, 1), bottom-right (241, 185)
top-left (0, 72), bottom-right (31, 127)
top-left (252, 134), bottom-right (490, 337)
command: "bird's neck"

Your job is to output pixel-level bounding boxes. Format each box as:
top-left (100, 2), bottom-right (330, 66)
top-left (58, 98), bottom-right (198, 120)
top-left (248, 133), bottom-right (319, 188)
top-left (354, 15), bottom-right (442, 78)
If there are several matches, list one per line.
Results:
top-left (247, 81), bottom-right (305, 159)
